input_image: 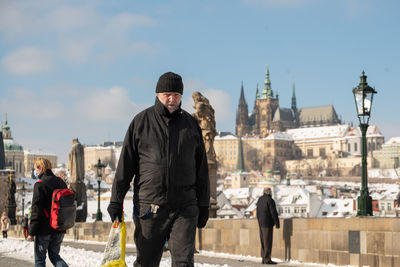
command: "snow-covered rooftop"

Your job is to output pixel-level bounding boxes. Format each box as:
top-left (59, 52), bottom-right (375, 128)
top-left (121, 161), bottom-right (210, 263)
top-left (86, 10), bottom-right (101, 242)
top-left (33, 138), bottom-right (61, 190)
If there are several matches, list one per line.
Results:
top-left (386, 137), bottom-right (400, 145)
top-left (24, 149), bottom-right (56, 156)
top-left (286, 124), bottom-right (349, 140)
top-left (316, 198), bottom-right (354, 217)
top-left (264, 132), bottom-right (293, 141)
top-left (275, 186), bottom-right (310, 205)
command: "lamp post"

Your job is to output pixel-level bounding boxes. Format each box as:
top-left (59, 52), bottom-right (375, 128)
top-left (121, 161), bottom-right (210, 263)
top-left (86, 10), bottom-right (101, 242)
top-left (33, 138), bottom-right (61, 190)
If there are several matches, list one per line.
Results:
top-left (94, 159), bottom-right (105, 221)
top-left (352, 71), bottom-right (377, 216)
top-left (20, 183), bottom-right (26, 216)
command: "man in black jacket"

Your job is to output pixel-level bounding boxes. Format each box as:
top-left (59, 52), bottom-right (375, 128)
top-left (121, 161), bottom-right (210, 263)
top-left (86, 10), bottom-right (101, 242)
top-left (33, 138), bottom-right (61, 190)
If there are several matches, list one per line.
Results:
top-left (256, 187), bottom-right (280, 265)
top-left (108, 72), bottom-right (210, 267)
top-left (27, 158), bottom-right (69, 267)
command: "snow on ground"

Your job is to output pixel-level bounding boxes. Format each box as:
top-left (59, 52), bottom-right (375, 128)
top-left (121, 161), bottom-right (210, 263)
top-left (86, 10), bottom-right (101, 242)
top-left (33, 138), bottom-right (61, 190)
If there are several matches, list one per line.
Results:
top-left (0, 238), bottom-right (229, 267)
top-left (0, 238), bottom-right (356, 266)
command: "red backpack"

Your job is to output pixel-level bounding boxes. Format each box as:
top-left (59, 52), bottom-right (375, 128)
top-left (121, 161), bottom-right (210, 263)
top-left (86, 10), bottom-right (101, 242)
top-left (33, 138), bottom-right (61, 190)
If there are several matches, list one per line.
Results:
top-left (48, 188), bottom-right (77, 231)
top-left (39, 179), bottom-right (77, 231)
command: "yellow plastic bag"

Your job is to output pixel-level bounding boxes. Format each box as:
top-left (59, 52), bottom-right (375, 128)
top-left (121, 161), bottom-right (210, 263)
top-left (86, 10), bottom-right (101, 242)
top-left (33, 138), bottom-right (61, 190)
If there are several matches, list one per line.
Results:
top-left (101, 214), bottom-right (127, 267)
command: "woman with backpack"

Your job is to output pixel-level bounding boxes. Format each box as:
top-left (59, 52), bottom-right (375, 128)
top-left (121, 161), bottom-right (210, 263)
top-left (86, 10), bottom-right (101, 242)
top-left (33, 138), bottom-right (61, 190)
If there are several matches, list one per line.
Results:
top-left (27, 158), bottom-right (69, 267)
top-left (1, 211), bottom-right (11, 238)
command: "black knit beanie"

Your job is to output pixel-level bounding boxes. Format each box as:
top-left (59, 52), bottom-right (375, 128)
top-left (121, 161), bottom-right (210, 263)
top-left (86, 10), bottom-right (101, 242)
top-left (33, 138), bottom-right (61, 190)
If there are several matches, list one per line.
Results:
top-left (156, 72), bottom-right (183, 94)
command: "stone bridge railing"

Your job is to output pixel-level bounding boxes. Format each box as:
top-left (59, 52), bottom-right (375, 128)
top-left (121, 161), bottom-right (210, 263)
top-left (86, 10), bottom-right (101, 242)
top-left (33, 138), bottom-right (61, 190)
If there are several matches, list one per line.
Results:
top-left (8, 217), bottom-right (400, 267)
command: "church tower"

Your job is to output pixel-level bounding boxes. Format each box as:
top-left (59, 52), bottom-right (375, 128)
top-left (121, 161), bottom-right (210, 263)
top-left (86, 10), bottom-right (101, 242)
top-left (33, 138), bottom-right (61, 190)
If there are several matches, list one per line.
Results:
top-left (2, 113), bottom-right (12, 140)
top-left (235, 82), bottom-right (250, 136)
top-left (252, 67), bottom-right (279, 135)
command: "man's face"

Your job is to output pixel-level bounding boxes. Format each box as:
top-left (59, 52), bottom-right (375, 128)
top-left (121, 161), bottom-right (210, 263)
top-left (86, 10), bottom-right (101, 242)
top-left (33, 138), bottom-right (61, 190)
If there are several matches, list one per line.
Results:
top-left (157, 92), bottom-right (182, 113)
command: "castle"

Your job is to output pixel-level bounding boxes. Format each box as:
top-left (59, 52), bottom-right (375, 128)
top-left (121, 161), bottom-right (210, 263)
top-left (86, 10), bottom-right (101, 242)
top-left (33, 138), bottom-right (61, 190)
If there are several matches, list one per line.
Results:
top-left (235, 67), bottom-right (341, 136)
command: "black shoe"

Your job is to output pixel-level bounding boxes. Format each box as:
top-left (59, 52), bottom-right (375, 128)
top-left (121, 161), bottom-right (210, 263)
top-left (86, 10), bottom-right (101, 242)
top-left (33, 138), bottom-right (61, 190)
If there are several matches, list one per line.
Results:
top-left (265, 260), bottom-right (277, 264)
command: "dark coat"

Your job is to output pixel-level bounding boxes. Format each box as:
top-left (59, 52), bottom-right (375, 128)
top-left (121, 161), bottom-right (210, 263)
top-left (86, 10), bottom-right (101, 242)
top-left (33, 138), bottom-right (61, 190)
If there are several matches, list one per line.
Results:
top-left (29, 169), bottom-right (67, 236)
top-left (256, 194), bottom-right (280, 228)
top-left (110, 97), bottom-right (210, 209)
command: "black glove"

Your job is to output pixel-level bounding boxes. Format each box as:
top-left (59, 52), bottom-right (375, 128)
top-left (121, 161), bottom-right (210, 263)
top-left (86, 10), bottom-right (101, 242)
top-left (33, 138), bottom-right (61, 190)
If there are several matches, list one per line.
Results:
top-left (197, 207), bottom-right (209, 228)
top-left (107, 202), bottom-right (123, 222)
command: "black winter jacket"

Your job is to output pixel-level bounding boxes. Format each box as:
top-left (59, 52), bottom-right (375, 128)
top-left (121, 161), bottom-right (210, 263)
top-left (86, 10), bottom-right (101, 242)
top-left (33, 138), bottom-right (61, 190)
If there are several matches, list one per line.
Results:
top-left (256, 194), bottom-right (280, 228)
top-left (110, 98), bottom-right (210, 209)
top-left (29, 169), bottom-right (67, 236)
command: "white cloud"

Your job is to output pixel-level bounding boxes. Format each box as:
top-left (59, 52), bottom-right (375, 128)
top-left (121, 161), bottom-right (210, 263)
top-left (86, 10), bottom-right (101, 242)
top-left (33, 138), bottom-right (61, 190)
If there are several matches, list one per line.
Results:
top-left (0, 1), bottom-right (42, 38)
top-left (202, 89), bottom-right (233, 121)
top-left (181, 78), bottom-right (234, 129)
top-left (0, 84), bottom-right (150, 163)
top-left (2, 47), bottom-right (53, 75)
top-left (60, 38), bottom-right (95, 64)
top-left (46, 5), bottom-right (97, 31)
top-left (344, 0), bottom-right (374, 19)
top-left (78, 86), bottom-right (147, 121)
top-left (0, 1), bottom-right (158, 65)
top-left (104, 13), bottom-right (156, 34)
top-left (0, 87), bottom-right (64, 120)
top-left (0, 1), bottom-right (96, 38)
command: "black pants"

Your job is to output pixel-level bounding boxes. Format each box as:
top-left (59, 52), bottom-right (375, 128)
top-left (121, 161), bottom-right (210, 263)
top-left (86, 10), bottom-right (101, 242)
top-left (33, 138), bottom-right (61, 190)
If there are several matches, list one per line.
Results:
top-left (2, 231), bottom-right (7, 238)
top-left (259, 227), bottom-right (273, 263)
top-left (133, 204), bottom-right (198, 267)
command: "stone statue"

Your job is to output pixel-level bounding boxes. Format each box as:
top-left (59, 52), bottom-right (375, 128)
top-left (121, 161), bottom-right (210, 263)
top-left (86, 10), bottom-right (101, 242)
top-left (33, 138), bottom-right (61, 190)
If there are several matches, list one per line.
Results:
top-left (68, 138), bottom-right (85, 183)
top-left (192, 91), bottom-right (218, 217)
top-left (68, 138), bottom-right (87, 222)
top-left (6, 172), bottom-right (16, 225)
top-left (192, 91), bottom-right (217, 164)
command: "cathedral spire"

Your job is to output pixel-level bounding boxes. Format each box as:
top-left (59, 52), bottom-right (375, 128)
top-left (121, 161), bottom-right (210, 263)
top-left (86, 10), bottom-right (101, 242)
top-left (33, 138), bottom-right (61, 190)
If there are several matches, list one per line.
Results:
top-left (254, 83), bottom-right (260, 109)
top-left (240, 81), bottom-right (245, 101)
top-left (2, 113), bottom-right (12, 140)
top-left (236, 82), bottom-right (250, 136)
top-left (291, 83), bottom-right (297, 110)
top-left (256, 83), bottom-right (260, 99)
top-left (261, 66), bottom-right (274, 99)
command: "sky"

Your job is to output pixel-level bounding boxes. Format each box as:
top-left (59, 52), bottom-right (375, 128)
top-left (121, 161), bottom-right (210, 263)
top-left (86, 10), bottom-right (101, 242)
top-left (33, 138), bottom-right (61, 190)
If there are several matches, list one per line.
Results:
top-left (0, 0), bottom-right (399, 164)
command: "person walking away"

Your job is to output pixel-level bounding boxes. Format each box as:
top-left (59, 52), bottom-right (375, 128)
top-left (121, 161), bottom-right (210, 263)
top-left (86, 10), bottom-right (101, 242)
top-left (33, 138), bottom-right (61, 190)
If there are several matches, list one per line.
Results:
top-left (107, 71), bottom-right (210, 267)
top-left (22, 213), bottom-right (29, 239)
top-left (27, 158), bottom-right (69, 267)
top-left (1, 212), bottom-right (11, 238)
top-left (256, 187), bottom-right (280, 265)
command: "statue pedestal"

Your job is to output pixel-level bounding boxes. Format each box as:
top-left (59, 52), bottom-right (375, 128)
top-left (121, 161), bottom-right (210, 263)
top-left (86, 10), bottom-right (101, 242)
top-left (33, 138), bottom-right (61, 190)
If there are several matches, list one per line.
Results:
top-left (70, 182), bottom-right (87, 222)
top-left (209, 197), bottom-right (218, 218)
top-left (7, 203), bottom-right (16, 225)
top-left (208, 162), bottom-right (219, 218)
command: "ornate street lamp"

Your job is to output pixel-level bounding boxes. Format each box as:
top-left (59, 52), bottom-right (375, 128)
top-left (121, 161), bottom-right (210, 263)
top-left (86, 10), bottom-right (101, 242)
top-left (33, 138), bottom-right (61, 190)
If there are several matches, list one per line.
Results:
top-left (352, 71), bottom-right (377, 216)
top-left (94, 159), bottom-right (105, 221)
top-left (20, 183), bottom-right (26, 216)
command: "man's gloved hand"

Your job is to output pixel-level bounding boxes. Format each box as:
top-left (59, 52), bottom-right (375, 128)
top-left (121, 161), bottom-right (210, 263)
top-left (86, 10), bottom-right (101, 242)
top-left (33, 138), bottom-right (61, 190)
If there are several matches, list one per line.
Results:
top-left (197, 206), bottom-right (209, 228)
top-left (107, 202), bottom-right (123, 222)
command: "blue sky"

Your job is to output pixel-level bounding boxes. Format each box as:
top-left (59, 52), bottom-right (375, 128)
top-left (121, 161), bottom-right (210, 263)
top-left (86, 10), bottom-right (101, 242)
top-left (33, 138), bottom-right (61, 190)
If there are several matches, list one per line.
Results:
top-left (0, 0), bottom-right (399, 163)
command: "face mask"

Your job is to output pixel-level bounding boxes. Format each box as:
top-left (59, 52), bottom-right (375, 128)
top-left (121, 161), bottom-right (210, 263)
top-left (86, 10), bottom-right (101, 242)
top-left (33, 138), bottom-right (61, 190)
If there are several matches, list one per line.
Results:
top-left (34, 169), bottom-right (39, 179)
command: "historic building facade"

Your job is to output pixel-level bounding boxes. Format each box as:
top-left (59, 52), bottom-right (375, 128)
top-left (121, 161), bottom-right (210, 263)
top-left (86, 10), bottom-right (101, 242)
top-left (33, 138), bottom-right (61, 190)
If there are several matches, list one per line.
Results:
top-left (372, 137), bottom-right (400, 169)
top-left (236, 67), bottom-right (341, 136)
top-left (84, 141), bottom-right (123, 171)
top-left (24, 150), bottom-right (57, 177)
top-left (2, 114), bottom-right (57, 178)
top-left (284, 124), bottom-right (384, 177)
top-left (2, 116), bottom-right (24, 178)
top-left (216, 124), bottom-right (384, 178)
top-left (214, 132), bottom-right (294, 174)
